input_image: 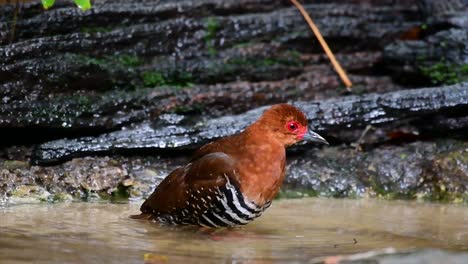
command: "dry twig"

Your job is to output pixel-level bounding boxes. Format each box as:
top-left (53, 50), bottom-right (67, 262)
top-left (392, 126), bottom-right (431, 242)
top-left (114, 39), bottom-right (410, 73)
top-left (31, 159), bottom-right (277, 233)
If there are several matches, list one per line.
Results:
top-left (290, 0), bottom-right (353, 90)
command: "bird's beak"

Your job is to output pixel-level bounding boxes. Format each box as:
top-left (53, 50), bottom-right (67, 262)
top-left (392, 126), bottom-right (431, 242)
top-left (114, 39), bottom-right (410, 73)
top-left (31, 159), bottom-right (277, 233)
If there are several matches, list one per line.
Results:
top-left (302, 130), bottom-right (329, 145)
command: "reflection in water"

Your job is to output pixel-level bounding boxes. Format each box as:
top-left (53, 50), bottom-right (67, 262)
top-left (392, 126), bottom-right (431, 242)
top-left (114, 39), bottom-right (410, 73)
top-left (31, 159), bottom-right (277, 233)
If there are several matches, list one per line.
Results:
top-left (1, 198), bottom-right (467, 263)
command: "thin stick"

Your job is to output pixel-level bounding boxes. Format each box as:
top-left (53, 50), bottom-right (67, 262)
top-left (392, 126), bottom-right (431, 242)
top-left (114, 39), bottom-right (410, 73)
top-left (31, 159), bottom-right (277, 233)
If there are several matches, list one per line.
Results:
top-left (9, 0), bottom-right (20, 44)
top-left (290, 0), bottom-right (353, 90)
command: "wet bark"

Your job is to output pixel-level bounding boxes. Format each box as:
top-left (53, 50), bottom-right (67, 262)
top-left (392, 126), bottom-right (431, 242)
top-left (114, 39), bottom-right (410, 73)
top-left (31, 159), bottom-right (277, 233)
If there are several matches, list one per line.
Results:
top-left (0, 0), bottom-right (419, 136)
top-left (383, 0), bottom-right (467, 86)
top-left (416, 0), bottom-right (467, 18)
top-left (32, 82), bottom-right (468, 165)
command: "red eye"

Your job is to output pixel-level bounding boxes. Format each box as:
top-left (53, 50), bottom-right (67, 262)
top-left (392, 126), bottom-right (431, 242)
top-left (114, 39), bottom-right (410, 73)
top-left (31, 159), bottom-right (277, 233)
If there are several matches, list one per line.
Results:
top-left (287, 121), bottom-right (299, 132)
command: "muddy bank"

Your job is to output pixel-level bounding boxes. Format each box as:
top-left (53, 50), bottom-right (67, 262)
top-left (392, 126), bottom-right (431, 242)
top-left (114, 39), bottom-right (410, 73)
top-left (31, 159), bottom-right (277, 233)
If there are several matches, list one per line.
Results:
top-left (1, 139), bottom-right (466, 204)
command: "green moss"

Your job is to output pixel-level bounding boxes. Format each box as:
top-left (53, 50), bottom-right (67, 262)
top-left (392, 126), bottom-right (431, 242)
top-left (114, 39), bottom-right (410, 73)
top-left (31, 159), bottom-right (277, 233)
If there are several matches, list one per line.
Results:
top-left (141, 71), bottom-right (166, 87)
top-left (286, 50), bottom-right (302, 59)
top-left (172, 105), bottom-right (191, 114)
top-left (366, 175), bottom-right (412, 200)
top-left (366, 180), bottom-right (417, 200)
top-left (460, 64), bottom-right (468, 75)
top-left (75, 95), bottom-right (91, 105)
top-left (11, 185), bottom-right (50, 201)
top-left (2, 160), bottom-right (29, 170)
top-left (111, 184), bottom-right (131, 201)
top-left (420, 149), bottom-right (468, 204)
top-left (117, 55), bottom-right (141, 67)
top-left (49, 192), bottom-right (74, 202)
top-left (141, 71), bottom-right (194, 88)
top-left (420, 62), bottom-right (468, 85)
top-left (80, 26), bottom-right (113, 34)
top-left (274, 188), bottom-right (319, 200)
top-left (174, 72), bottom-right (194, 87)
top-left (68, 53), bottom-right (199, 90)
top-left (205, 17), bottom-right (220, 40)
top-left (445, 149), bottom-right (468, 163)
top-left (204, 17), bottom-right (220, 56)
top-left (421, 185), bottom-right (468, 204)
top-left (207, 47), bottom-right (218, 56)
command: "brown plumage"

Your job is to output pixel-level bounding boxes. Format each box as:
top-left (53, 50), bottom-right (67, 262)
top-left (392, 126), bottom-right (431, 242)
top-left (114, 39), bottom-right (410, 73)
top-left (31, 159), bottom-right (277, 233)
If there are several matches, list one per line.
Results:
top-left (133, 104), bottom-right (328, 227)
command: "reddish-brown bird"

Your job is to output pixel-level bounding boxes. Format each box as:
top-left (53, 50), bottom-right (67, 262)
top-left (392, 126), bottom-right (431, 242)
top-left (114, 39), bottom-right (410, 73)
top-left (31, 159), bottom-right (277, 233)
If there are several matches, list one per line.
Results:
top-left (134, 104), bottom-right (328, 227)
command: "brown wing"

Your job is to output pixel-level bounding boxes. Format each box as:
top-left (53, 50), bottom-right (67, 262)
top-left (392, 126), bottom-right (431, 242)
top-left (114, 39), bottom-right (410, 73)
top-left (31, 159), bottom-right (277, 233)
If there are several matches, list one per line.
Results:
top-left (139, 152), bottom-right (237, 216)
top-left (190, 133), bottom-right (241, 162)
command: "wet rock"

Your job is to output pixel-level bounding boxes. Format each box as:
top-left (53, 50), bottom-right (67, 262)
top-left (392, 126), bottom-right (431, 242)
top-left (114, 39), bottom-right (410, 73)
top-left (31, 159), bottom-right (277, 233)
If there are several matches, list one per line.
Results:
top-left (284, 140), bottom-right (468, 202)
top-left (10, 185), bottom-right (50, 203)
top-left (423, 148), bottom-right (468, 201)
top-left (0, 154), bottom-right (183, 204)
top-left (417, 0), bottom-right (467, 19)
top-left (311, 248), bottom-right (468, 264)
top-left (2, 160), bottom-right (29, 170)
top-left (79, 166), bottom-right (127, 192)
top-left (49, 192), bottom-right (74, 202)
top-left (2, 139), bottom-right (467, 203)
top-left (383, 2), bottom-right (468, 86)
top-left (414, 115), bottom-right (468, 136)
top-left (33, 82), bottom-right (468, 164)
top-left (384, 28), bottom-right (468, 86)
top-left (0, 146), bottom-right (33, 161)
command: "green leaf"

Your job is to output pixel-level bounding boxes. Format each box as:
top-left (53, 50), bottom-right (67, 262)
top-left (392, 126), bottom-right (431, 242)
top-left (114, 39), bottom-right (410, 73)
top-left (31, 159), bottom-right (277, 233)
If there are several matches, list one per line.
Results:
top-left (73, 0), bottom-right (92, 11)
top-left (41, 0), bottom-right (55, 9)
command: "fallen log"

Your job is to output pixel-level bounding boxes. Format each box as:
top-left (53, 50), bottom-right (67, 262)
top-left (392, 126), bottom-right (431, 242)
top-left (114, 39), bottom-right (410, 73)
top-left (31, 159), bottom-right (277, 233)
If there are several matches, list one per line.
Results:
top-left (32, 82), bottom-right (468, 164)
top-left (0, 0), bottom-right (418, 140)
top-left (1, 0), bottom-right (418, 99)
top-left (0, 53), bottom-right (393, 131)
top-left (383, 1), bottom-right (468, 86)
top-left (416, 0), bottom-right (467, 19)
top-left (383, 28), bottom-right (468, 85)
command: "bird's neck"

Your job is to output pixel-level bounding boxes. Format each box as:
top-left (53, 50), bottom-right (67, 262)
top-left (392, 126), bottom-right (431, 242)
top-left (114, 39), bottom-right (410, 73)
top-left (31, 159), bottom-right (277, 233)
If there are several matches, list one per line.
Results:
top-left (235, 124), bottom-right (287, 205)
top-left (242, 122), bottom-right (282, 145)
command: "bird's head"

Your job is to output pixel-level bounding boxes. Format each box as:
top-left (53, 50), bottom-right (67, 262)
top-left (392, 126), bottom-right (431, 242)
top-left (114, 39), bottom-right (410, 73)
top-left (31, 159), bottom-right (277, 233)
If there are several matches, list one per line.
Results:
top-left (256, 104), bottom-right (328, 146)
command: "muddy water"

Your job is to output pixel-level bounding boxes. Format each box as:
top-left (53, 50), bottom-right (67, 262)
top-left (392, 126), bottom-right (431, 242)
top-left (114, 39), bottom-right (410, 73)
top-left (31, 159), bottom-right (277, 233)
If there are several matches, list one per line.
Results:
top-left (1, 198), bottom-right (467, 263)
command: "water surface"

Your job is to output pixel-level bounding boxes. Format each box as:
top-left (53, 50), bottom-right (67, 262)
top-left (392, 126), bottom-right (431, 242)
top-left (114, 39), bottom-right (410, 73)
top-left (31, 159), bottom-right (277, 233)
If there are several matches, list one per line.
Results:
top-left (1, 198), bottom-right (467, 263)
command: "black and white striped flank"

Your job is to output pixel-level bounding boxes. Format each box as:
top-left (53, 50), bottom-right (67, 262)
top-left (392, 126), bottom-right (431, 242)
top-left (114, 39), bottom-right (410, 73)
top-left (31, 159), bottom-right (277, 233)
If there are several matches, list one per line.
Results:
top-left (197, 176), bottom-right (271, 227)
top-left (154, 175), bottom-right (271, 227)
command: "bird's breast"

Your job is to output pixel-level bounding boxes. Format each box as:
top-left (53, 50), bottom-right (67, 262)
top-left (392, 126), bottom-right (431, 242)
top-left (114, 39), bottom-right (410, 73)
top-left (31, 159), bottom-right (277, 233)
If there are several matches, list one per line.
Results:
top-left (235, 145), bottom-right (286, 204)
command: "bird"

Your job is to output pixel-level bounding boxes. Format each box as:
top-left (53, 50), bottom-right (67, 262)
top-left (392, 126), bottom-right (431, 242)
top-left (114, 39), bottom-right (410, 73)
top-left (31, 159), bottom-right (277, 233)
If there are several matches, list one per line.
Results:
top-left (132, 104), bottom-right (328, 227)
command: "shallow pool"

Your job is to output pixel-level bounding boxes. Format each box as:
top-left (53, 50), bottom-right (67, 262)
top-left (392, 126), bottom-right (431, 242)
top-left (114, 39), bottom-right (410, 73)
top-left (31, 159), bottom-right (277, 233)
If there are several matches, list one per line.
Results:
top-left (1, 198), bottom-right (467, 263)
